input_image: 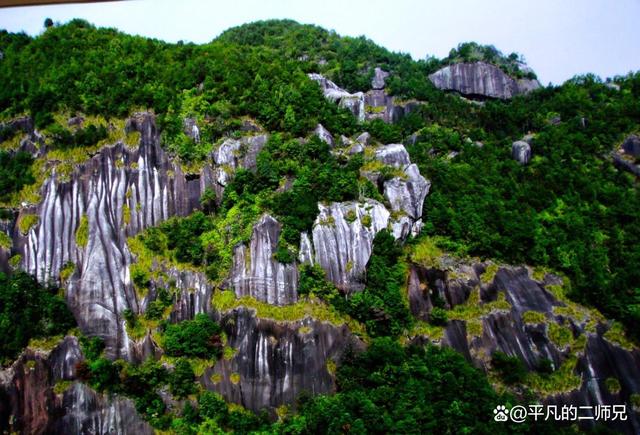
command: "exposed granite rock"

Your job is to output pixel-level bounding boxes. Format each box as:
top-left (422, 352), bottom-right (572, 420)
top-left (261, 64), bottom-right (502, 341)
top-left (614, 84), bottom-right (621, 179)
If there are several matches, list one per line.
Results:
top-left (371, 67), bottom-right (389, 90)
top-left (308, 73), bottom-right (365, 122)
top-left (408, 259), bottom-right (640, 433)
top-left (371, 144), bottom-right (430, 238)
top-left (206, 307), bottom-right (363, 414)
top-left (211, 134), bottom-right (268, 187)
top-left (622, 134), bottom-right (640, 158)
top-left (429, 62), bottom-right (541, 99)
top-left (183, 117), bottom-right (200, 143)
top-left (314, 123), bottom-right (334, 147)
top-left (0, 336), bottom-right (152, 435)
top-left (230, 215), bottom-right (298, 305)
top-left (356, 132), bottom-right (371, 146)
top-left (16, 113), bottom-right (214, 359)
top-left (612, 153), bottom-right (640, 177)
top-left (512, 140), bottom-right (531, 165)
top-left (308, 73), bottom-right (417, 124)
top-left (310, 200), bottom-right (389, 291)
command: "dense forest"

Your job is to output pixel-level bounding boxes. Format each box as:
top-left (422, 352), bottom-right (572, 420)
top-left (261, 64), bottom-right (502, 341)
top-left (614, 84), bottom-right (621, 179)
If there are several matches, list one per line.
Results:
top-left (0, 18), bottom-right (639, 434)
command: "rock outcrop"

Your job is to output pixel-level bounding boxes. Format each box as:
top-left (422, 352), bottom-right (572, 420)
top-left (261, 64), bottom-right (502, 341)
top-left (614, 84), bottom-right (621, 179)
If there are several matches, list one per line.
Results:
top-left (211, 134), bottom-right (268, 189)
top-left (15, 113), bottom-right (215, 359)
top-left (512, 140), bottom-right (532, 165)
top-left (308, 73), bottom-right (365, 122)
top-left (206, 307), bottom-right (363, 414)
top-left (308, 72), bottom-right (418, 124)
top-left (0, 337), bottom-right (152, 435)
top-left (230, 215), bottom-right (298, 305)
top-left (429, 62), bottom-right (541, 99)
top-left (407, 258), bottom-right (640, 433)
top-left (310, 200), bottom-right (389, 291)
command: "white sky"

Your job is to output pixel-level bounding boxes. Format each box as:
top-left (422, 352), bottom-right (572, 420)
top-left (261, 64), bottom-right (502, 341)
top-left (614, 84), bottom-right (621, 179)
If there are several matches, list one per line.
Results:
top-left (0, 0), bottom-right (639, 85)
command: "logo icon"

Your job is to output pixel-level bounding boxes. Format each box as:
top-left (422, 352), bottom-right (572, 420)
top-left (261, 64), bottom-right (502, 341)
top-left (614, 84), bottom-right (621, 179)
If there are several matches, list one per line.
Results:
top-left (493, 405), bottom-right (509, 422)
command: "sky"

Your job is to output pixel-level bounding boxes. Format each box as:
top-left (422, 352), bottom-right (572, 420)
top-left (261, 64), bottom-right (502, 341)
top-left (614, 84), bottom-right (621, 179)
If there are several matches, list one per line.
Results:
top-left (0, 0), bottom-right (639, 85)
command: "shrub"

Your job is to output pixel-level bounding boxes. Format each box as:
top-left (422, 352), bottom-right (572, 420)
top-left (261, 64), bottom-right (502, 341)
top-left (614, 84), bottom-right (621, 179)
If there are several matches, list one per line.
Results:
top-left (491, 351), bottom-right (527, 384)
top-left (429, 307), bottom-right (449, 326)
top-left (163, 314), bottom-right (223, 359)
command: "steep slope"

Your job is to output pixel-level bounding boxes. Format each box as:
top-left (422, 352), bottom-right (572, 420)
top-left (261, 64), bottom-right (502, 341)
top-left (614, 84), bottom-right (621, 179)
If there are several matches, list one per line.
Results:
top-left (0, 18), bottom-right (639, 435)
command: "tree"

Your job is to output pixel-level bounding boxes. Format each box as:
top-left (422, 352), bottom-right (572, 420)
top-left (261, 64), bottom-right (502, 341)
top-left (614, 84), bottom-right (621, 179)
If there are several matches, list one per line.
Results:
top-left (44, 18), bottom-right (53, 28)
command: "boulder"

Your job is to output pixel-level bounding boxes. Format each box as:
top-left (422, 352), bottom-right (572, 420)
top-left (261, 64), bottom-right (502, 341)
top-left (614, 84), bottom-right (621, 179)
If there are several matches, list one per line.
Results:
top-left (371, 67), bottom-right (389, 90)
top-left (429, 62), bottom-right (540, 99)
top-left (622, 134), bottom-right (640, 158)
top-left (512, 140), bottom-right (531, 165)
top-left (229, 214), bottom-right (298, 305)
top-left (314, 123), bottom-right (334, 147)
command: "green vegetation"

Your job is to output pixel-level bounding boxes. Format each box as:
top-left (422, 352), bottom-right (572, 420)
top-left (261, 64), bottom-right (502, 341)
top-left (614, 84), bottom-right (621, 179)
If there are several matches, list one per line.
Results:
top-left (415, 73), bottom-right (640, 341)
top-left (491, 351), bottom-right (527, 385)
top-left (163, 314), bottom-right (223, 359)
top-left (0, 271), bottom-right (75, 365)
top-left (75, 215), bottom-right (89, 247)
top-left (18, 213), bottom-right (38, 235)
top-left (0, 17), bottom-right (638, 433)
top-left (0, 151), bottom-right (34, 203)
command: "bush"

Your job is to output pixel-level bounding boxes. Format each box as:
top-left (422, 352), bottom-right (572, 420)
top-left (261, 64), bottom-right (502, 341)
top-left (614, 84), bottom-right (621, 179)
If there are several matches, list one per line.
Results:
top-left (163, 314), bottom-right (223, 359)
top-left (429, 307), bottom-right (448, 326)
top-left (0, 271), bottom-right (75, 364)
top-left (169, 358), bottom-right (197, 398)
top-left (491, 351), bottom-right (527, 384)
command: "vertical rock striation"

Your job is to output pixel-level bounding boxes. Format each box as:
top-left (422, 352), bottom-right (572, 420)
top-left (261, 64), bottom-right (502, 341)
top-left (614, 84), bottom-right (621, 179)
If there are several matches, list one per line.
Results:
top-left (230, 214), bottom-right (298, 305)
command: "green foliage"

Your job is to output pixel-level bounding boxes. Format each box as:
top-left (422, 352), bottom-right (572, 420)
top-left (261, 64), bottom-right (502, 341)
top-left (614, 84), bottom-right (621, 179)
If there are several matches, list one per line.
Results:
top-left (169, 358), bottom-right (197, 398)
top-left (346, 230), bottom-right (412, 337)
top-left (199, 187), bottom-right (217, 215)
top-left (491, 351), bottom-right (527, 385)
top-left (48, 123), bottom-right (108, 150)
top-left (163, 314), bottom-right (223, 359)
top-left (429, 307), bottom-right (449, 326)
top-left (0, 271), bottom-right (75, 364)
top-left (18, 214), bottom-right (38, 235)
top-left (75, 215), bottom-right (89, 247)
top-left (0, 151), bottom-right (34, 203)
top-left (79, 335), bottom-right (105, 361)
top-left (274, 338), bottom-right (559, 434)
top-left (415, 72), bottom-right (640, 339)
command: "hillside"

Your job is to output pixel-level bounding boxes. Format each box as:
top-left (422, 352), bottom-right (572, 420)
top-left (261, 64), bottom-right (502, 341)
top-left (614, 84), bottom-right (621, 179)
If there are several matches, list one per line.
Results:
top-left (0, 19), bottom-right (639, 434)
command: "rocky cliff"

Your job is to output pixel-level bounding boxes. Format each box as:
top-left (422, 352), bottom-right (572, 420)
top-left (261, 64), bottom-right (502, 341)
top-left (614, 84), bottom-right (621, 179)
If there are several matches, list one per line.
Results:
top-left (428, 62), bottom-right (541, 99)
top-left (407, 255), bottom-right (640, 433)
top-left (0, 337), bottom-right (153, 435)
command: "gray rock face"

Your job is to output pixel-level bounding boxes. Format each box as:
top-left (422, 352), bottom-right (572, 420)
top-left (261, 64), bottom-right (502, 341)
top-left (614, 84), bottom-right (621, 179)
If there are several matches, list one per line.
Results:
top-left (308, 72), bottom-right (416, 124)
top-left (384, 164), bottom-right (430, 237)
top-left (308, 73), bottom-right (365, 122)
top-left (370, 144), bottom-right (430, 238)
top-left (371, 67), bottom-right (389, 90)
top-left (212, 134), bottom-right (268, 187)
top-left (429, 62), bottom-right (541, 99)
top-left (356, 132), bottom-right (371, 146)
top-left (16, 113), bottom-right (214, 359)
top-left (314, 123), bottom-right (334, 147)
top-left (206, 307), bottom-right (363, 413)
top-left (310, 200), bottom-right (389, 291)
top-left (512, 140), bottom-right (532, 164)
top-left (622, 134), bottom-right (640, 158)
top-left (230, 214), bottom-right (298, 305)
top-left (0, 337), bottom-right (152, 435)
top-left (183, 117), bottom-right (200, 143)
top-left (408, 260), bottom-right (640, 433)
top-left (375, 143), bottom-right (411, 166)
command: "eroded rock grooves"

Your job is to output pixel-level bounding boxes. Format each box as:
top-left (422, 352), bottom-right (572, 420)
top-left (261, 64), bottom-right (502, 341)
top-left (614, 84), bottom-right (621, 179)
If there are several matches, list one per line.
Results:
top-left (428, 62), bottom-right (540, 99)
top-left (408, 260), bottom-right (640, 433)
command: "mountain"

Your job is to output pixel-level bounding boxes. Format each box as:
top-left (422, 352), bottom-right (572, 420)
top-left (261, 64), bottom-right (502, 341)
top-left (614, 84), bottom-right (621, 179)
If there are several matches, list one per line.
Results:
top-left (0, 18), bottom-right (639, 434)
